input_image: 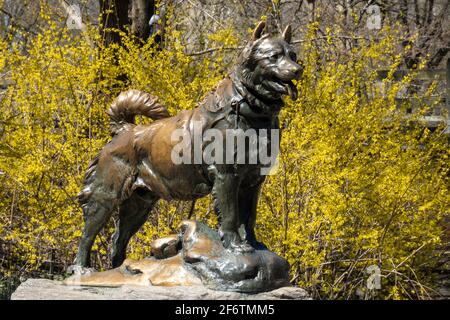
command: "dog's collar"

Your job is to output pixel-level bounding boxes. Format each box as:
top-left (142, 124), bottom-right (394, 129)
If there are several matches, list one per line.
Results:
top-left (231, 77), bottom-right (282, 119)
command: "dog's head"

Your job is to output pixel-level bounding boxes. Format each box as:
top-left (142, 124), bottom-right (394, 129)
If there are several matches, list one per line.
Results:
top-left (235, 21), bottom-right (303, 102)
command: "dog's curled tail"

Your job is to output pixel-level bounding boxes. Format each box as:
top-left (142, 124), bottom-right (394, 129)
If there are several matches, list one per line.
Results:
top-left (107, 89), bottom-right (170, 135)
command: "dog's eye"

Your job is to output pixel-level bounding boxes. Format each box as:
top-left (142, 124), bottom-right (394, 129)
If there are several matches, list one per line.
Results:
top-left (289, 52), bottom-right (297, 61)
top-left (269, 53), bottom-right (281, 61)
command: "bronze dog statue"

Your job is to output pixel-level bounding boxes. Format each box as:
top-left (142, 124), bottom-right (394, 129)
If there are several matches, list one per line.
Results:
top-left (73, 21), bottom-right (302, 270)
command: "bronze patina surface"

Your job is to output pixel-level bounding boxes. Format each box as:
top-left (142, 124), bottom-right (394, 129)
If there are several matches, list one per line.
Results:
top-left (66, 220), bottom-right (290, 293)
top-left (71, 21), bottom-right (302, 292)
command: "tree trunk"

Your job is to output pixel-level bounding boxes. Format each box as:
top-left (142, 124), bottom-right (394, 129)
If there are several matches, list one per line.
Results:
top-left (129, 0), bottom-right (153, 42)
top-left (99, 0), bottom-right (129, 47)
top-left (99, 0), bottom-right (155, 47)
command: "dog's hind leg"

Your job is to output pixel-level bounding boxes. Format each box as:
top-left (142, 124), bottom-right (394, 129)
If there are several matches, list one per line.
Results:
top-left (74, 193), bottom-right (117, 269)
top-left (73, 154), bottom-right (127, 270)
top-left (111, 188), bottom-right (158, 268)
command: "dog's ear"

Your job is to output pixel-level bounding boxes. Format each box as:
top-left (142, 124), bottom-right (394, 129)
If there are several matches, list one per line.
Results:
top-left (252, 21), bottom-right (266, 41)
top-left (282, 25), bottom-right (292, 43)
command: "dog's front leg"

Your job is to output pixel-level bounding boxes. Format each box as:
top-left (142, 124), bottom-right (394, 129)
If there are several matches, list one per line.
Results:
top-left (238, 182), bottom-right (267, 250)
top-left (210, 168), bottom-right (253, 253)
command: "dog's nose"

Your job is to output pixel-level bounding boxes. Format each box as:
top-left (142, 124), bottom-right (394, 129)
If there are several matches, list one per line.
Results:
top-left (292, 63), bottom-right (303, 79)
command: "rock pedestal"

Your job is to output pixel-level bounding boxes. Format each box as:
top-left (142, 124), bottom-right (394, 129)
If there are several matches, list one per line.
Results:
top-left (12, 220), bottom-right (311, 300)
top-left (11, 279), bottom-right (310, 300)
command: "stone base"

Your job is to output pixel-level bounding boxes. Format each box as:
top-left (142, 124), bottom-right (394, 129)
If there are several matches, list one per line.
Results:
top-left (11, 279), bottom-right (311, 300)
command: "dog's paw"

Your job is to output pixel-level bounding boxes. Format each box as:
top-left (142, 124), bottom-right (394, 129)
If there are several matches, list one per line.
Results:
top-left (247, 239), bottom-right (268, 251)
top-left (230, 241), bottom-right (255, 254)
top-left (220, 230), bottom-right (255, 254)
top-left (66, 265), bottom-right (95, 276)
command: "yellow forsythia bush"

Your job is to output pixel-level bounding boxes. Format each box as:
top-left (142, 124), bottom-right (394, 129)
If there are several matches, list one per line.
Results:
top-left (0, 14), bottom-right (448, 299)
top-left (257, 25), bottom-right (448, 299)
